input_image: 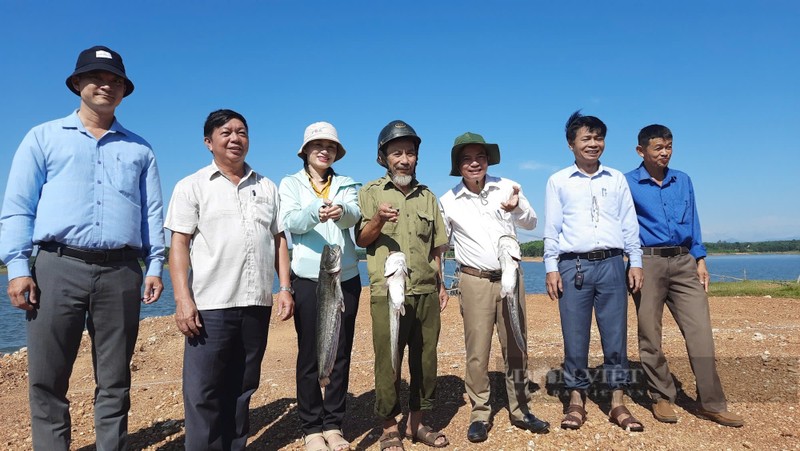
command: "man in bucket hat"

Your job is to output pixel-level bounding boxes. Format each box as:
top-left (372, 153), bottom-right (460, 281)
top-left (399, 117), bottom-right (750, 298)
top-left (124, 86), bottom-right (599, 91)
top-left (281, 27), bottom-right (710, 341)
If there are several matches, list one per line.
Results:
top-left (356, 120), bottom-right (450, 449)
top-left (0, 45), bottom-right (165, 450)
top-left (438, 132), bottom-right (549, 442)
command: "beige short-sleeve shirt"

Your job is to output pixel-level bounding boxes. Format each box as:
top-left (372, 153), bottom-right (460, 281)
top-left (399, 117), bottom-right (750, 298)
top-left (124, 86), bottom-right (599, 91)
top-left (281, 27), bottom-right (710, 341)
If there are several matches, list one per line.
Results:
top-left (165, 162), bottom-right (282, 310)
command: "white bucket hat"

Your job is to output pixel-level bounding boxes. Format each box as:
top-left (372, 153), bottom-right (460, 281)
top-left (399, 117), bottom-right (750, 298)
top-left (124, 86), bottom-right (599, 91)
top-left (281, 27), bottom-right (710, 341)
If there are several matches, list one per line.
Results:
top-left (297, 121), bottom-right (346, 162)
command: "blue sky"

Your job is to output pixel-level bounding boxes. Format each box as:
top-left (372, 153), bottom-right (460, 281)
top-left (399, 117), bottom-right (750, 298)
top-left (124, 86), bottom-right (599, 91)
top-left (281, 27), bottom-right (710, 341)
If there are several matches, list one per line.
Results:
top-left (1, 1), bottom-right (798, 243)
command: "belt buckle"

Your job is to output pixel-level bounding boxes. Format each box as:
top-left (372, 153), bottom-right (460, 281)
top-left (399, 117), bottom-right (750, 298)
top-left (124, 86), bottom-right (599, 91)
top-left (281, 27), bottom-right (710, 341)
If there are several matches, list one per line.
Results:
top-left (586, 250), bottom-right (604, 261)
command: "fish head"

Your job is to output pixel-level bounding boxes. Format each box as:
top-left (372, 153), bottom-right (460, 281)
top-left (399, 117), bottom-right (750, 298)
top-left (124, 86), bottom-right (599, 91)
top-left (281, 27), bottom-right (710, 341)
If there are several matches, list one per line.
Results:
top-left (497, 235), bottom-right (521, 262)
top-left (320, 244), bottom-right (342, 274)
top-left (384, 251), bottom-right (408, 277)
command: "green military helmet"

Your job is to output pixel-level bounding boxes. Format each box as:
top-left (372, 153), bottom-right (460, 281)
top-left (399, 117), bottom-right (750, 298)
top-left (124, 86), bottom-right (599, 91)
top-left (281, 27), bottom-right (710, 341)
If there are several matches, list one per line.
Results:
top-left (376, 120), bottom-right (421, 168)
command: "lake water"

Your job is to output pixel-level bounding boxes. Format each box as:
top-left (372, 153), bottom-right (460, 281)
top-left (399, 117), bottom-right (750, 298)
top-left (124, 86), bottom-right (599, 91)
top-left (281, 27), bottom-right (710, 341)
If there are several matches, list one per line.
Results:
top-left (1, 254), bottom-right (798, 353)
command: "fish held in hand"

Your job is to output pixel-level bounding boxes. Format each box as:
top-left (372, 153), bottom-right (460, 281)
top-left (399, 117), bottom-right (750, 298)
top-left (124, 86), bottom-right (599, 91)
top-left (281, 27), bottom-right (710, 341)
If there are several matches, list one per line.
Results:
top-left (498, 235), bottom-right (526, 353)
top-left (384, 252), bottom-right (408, 379)
top-left (317, 244), bottom-right (344, 387)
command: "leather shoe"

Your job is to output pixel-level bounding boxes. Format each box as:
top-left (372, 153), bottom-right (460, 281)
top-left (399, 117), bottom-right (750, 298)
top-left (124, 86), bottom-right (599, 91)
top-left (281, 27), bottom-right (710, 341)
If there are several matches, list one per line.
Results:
top-left (467, 421), bottom-right (488, 443)
top-left (511, 413), bottom-right (550, 434)
top-left (652, 399), bottom-right (678, 423)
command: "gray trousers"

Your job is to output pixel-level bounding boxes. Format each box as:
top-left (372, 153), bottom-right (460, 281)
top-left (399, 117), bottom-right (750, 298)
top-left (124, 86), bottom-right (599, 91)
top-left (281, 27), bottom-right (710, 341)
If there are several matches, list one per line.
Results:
top-left (27, 249), bottom-right (143, 451)
top-left (633, 253), bottom-right (727, 412)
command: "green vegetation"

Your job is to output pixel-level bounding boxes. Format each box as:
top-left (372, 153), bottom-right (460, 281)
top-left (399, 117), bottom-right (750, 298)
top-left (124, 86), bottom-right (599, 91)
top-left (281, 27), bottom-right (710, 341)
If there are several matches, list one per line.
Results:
top-left (709, 280), bottom-right (800, 298)
top-left (705, 239), bottom-right (800, 254)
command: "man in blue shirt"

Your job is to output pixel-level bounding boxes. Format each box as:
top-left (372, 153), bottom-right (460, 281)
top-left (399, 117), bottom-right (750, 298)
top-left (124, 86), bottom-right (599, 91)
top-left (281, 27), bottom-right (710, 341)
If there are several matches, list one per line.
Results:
top-left (625, 124), bottom-right (743, 428)
top-left (0, 46), bottom-right (165, 450)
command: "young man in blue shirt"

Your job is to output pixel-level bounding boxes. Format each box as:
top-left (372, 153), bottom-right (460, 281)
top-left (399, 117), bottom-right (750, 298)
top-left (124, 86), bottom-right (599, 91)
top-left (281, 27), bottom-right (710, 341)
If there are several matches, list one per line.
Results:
top-left (0, 46), bottom-right (165, 450)
top-left (625, 124), bottom-right (743, 428)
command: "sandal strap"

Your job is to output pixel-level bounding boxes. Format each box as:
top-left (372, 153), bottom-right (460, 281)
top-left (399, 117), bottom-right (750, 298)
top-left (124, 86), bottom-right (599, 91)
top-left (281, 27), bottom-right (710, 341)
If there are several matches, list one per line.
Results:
top-left (323, 429), bottom-right (350, 450)
top-left (565, 404), bottom-right (587, 419)
top-left (304, 432), bottom-right (328, 451)
top-left (379, 430), bottom-right (404, 451)
top-left (609, 405), bottom-right (643, 430)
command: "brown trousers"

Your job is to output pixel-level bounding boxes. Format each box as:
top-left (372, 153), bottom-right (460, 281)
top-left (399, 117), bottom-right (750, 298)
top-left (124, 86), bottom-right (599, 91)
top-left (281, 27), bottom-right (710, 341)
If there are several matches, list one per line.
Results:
top-left (633, 253), bottom-right (728, 412)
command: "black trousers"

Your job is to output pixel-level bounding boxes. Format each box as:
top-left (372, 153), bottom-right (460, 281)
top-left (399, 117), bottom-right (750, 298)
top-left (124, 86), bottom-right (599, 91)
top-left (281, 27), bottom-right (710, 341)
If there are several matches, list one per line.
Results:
top-left (182, 306), bottom-right (271, 451)
top-left (292, 275), bottom-right (361, 435)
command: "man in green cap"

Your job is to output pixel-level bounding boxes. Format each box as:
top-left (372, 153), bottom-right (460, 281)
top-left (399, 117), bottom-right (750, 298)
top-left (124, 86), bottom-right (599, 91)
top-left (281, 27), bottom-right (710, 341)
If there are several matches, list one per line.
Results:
top-left (356, 120), bottom-right (450, 449)
top-left (439, 132), bottom-right (549, 442)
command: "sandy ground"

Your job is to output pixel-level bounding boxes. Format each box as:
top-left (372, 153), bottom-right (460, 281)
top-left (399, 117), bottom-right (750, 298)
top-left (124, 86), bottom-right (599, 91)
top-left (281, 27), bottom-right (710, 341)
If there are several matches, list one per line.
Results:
top-left (1, 293), bottom-right (798, 450)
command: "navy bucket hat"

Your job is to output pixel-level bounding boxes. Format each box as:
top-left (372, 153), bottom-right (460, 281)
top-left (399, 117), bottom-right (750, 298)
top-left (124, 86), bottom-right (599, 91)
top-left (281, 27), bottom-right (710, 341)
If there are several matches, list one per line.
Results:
top-left (65, 45), bottom-right (134, 97)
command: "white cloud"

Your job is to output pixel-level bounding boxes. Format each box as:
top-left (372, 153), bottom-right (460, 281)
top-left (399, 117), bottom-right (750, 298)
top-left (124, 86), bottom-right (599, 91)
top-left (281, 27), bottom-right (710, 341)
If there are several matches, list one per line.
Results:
top-left (520, 161), bottom-right (558, 172)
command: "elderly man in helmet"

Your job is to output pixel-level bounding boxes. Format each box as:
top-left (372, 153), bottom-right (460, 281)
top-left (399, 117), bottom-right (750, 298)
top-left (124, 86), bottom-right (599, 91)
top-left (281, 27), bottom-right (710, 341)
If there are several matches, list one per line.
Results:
top-left (0, 45), bottom-right (165, 450)
top-left (356, 120), bottom-right (450, 449)
top-left (438, 132), bottom-right (549, 442)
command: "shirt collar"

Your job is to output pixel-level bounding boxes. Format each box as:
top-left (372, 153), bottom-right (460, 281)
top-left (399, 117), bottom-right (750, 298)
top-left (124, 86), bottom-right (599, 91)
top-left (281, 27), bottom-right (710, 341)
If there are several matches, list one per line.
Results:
top-left (568, 162), bottom-right (609, 178)
top-left (205, 160), bottom-right (254, 182)
top-left (380, 173), bottom-right (424, 196)
top-left (63, 109), bottom-right (128, 137)
top-left (635, 163), bottom-right (676, 186)
top-left (454, 174), bottom-right (501, 198)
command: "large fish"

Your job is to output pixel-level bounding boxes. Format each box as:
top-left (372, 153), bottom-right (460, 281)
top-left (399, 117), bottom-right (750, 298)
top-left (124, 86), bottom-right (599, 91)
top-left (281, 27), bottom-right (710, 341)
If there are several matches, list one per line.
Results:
top-left (498, 235), bottom-right (527, 353)
top-left (317, 244), bottom-right (344, 387)
top-left (384, 252), bottom-right (408, 379)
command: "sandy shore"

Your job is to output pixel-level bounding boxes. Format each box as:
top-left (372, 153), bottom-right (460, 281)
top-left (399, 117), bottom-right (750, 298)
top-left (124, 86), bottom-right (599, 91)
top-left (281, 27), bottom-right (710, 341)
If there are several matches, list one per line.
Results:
top-left (1, 293), bottom-right (798, 450)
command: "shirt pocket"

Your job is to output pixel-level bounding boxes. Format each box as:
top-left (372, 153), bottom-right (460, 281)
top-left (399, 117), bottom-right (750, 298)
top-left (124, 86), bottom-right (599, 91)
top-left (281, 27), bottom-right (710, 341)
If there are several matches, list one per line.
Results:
top-left (415, 210), bottom-right (433, 241)
top-left (250, 195), bottom-right (275, 227)
top-left (678, 200), bottom-right (690, 224)
top-left (111, 154), bottom-right (143, 199)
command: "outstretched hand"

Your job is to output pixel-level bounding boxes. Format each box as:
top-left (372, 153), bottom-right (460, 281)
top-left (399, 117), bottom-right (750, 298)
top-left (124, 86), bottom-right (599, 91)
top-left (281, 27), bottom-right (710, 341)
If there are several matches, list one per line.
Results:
top-left (500, 185), bottom-right (521, 212)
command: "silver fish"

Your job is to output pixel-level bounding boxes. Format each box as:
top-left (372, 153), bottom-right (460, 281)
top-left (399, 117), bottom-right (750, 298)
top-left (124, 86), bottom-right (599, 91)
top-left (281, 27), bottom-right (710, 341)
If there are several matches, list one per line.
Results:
top-left (317, 244), bottom-right (344, 387)
top-left (498, 235), bottom-right (526, 353)
top-left (384, 251), bottom-right (408, 379)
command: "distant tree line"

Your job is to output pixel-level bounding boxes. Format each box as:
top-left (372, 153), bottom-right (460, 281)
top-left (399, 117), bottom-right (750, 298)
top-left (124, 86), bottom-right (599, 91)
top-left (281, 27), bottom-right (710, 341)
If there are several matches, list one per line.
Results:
top-left (3, 240), bottom-right (798, 270)
top-left (704, 240), bottom-right (800, 254)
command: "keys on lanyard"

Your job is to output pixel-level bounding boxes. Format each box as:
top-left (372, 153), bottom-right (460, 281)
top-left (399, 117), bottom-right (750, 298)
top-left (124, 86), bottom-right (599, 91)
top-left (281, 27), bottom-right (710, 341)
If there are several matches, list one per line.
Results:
top-left (574, 257), bottom-right (584, 289)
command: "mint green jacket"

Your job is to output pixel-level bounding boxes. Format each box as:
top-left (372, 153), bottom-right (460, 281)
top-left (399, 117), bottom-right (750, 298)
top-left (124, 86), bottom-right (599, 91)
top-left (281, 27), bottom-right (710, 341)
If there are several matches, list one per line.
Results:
top-left (278, 169), bottom-right (362, 281)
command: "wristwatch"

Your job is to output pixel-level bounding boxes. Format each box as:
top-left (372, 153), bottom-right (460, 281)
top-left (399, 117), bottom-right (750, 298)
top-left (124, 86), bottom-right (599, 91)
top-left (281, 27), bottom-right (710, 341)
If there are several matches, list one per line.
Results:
top-left (279, 286), bottom-right (294, 295)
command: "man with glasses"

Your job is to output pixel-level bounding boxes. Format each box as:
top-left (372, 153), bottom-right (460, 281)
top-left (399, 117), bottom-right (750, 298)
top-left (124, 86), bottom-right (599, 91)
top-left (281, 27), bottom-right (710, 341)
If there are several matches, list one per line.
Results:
top-left (0, 45), bottom-right (165, 450)
top-left (543, 111), bottom-right (644, 432)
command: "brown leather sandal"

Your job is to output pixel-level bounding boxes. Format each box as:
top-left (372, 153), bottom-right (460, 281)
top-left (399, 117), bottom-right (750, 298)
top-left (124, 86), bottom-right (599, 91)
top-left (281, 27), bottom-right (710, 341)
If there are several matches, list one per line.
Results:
top-left (405, 425), bottom-right (449, 448)
top-left (379, 430), bottom-right (404, 451)
top-left (560, 404), bottom-right (587, 430)
top-left (609, 405), bottom-right (644, 432)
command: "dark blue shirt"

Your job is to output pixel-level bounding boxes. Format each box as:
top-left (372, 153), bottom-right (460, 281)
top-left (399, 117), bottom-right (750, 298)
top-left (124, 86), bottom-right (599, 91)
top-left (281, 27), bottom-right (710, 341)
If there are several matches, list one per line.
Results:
top-left (625, 164), bottom-right (706, 259)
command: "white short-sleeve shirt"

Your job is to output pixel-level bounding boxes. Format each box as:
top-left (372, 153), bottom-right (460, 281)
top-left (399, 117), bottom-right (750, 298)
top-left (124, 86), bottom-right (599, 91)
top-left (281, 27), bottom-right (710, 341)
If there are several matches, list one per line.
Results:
top-left (165, 161), bottom-right (283, 310)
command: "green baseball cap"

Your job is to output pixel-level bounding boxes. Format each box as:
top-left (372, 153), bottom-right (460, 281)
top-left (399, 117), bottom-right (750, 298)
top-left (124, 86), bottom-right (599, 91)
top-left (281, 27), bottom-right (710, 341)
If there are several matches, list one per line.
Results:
top-left (450, 132), bottom-right (500, 176)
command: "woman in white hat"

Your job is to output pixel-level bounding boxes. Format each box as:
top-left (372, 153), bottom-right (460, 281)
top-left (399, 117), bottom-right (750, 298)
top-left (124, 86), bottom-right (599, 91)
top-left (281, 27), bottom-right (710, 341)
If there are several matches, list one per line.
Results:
top-left (279, 122), bottom-right (362, 451)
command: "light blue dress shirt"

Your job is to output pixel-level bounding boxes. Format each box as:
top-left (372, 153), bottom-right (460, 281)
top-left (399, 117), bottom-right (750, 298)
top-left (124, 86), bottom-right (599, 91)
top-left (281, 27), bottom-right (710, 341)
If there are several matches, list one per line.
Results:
top-left (625, 164), bottom-right (707, 260)
top-left (543, 163), bottom-right (642, 273)
top-left (0, 111), bottom-right (165, 280)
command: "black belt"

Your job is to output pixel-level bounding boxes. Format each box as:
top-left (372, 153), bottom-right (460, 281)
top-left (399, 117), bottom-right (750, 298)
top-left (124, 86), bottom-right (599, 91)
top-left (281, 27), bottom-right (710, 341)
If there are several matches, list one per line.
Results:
top-left (460, 265), bottom-right (502, 282)
top-left (560, 248), bottom-right (623, 261)
top-left (642, 246), bottom-right (690, 257)
top-left (39, 242), bottom-right (140, 263)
